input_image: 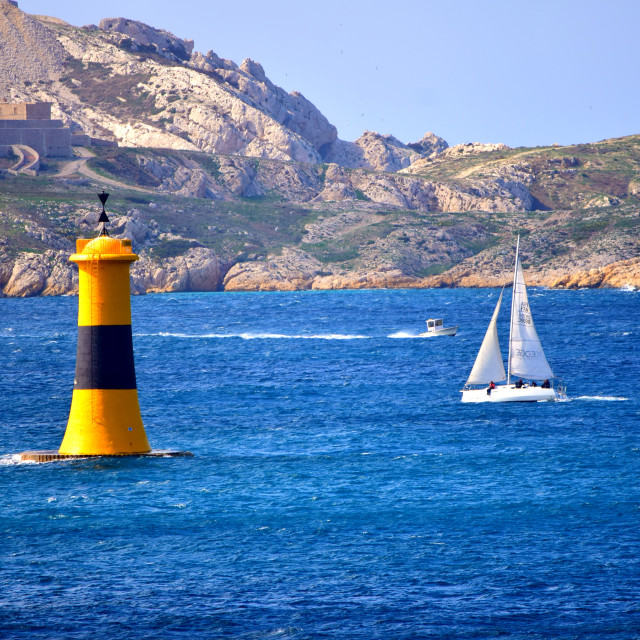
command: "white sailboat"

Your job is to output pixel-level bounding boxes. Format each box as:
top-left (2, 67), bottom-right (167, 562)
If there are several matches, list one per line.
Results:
top-left (461, 237), bottom-right (566, 403)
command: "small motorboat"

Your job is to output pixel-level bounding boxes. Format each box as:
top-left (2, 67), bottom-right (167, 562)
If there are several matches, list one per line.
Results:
top-left (419, 318), bottom-right (458, 337)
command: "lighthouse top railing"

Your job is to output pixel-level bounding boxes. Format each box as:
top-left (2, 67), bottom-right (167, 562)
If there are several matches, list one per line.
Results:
top-left (76, 238), bottom-right (133, 254)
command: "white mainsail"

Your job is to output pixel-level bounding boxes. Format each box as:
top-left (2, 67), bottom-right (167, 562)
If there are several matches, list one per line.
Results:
top-left (466, 289), bottom-right (507, 385)
top-left (508, 242), bottom-right (554, 381)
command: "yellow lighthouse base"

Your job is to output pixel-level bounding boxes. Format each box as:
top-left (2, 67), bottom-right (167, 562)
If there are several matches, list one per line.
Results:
top-left (61, 389), bottom-right (150, 455)
top-left (18, 388), bottom-right (193, 461)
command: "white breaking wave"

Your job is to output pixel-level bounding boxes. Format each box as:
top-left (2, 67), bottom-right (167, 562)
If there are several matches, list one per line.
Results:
top-left (152, 332), bottom-right (369, 340)
top-left (0, 454), bottom-right (37, 466)
top-left (574, 395), bottom-right (629, 402)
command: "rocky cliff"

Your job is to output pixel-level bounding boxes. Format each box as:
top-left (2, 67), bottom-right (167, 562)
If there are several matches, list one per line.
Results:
top-left (0, 4), bottom-right (449, 172)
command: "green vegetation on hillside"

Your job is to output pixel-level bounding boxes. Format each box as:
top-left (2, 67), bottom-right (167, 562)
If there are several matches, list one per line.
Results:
top-left (1, 135), bottom-right (639, 283)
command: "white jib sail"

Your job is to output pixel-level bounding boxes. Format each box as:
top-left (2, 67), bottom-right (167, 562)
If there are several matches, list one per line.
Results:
top-left (466, 289), bottom-right (506, 385)
top-left (508, 255), bottom-right (554, 380)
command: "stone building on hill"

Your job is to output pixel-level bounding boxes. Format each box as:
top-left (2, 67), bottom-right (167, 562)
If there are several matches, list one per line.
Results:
top-left (0, 101), bottom-right (51, 120)
top-left (0, 101), bottom-right (72, 157)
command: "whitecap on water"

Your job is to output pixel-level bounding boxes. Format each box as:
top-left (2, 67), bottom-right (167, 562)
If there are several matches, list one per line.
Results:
top-left (0, 454), bottom-right (36, 466)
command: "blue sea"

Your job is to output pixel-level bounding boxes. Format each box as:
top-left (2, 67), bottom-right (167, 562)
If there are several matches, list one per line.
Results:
top-left (1, 288), bottom-right (639, 639)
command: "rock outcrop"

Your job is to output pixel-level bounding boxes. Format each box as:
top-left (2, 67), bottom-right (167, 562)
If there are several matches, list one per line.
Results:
top-left (131, 248), bottom-right (228, 293)
top-left (324, 131), bottom-right (449, 172)
top-left (549, 258), bottom-right (640, 290)
top-left (98, 17), bottom-right (194, 62)
top-left (311, 270), bottom-right (421, 290)
top-left (222, 249), bottom-right (425, 292)
top-left (223, 248), bottom-right (325, 291)
top-left (1, 250), bottom-right (76, 297)
top-left (407, 132), bottom-right (449, 156)
top-left (440, 142), bottom-right (510, 158)
top-left (325, 131), bottom-right (421, 172)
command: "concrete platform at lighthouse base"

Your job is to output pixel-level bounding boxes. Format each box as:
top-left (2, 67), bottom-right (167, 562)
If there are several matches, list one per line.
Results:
top-left (18, 450), bottom-right (194, 462)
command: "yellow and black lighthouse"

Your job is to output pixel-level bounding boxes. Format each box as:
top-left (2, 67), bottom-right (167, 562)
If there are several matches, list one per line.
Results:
top-left (60, 192), bottom-right (149, 455)
top-left (19, 193), bottom-right (190, 461)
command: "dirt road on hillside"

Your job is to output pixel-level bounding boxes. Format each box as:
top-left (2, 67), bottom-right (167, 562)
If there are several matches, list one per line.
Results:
top-left (56, 148), bottom-right (155, 194)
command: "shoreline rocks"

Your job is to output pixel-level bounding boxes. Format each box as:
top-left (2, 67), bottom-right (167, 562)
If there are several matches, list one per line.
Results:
top-left (3, 251), bottom-right (637, 298)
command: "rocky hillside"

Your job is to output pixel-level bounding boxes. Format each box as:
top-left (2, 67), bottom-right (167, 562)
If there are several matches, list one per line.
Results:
top-left (0, 2), bottom-right (448, 170)
top-left (0, 1), bottom-right (638, 296)
top-left (1, 132), bottom-right (639, 296)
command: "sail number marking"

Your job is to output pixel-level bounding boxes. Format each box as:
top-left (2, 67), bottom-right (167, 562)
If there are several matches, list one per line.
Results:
top-left (516, 301), bottom-right (532, 325)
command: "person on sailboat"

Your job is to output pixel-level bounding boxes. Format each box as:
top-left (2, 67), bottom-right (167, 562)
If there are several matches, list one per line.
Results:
top-left (541, 379), bottom-right (550, 389)
top-left (515, 379), bottom-right (523, 389)
top-left (487, 381), bottom-right (496, 395)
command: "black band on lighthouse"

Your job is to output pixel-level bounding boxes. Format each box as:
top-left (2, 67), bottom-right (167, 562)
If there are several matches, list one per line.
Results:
top-left (74, 325), bottom-right (137, 390)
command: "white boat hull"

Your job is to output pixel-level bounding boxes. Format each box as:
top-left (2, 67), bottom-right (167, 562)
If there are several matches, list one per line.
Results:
top-left (419, 325), bottom-right (458, 337)
top-left (461, 384), bottom-right (559, 403)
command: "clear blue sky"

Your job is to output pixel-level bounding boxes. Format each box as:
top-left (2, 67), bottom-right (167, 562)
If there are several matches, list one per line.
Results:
top-left (19, 0), bottom-right (640, 148)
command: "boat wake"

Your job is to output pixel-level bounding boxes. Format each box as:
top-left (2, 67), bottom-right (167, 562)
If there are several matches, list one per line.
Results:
top-left (574, 395), bottom-right (629, 402)
top-left (388, 331), bottom-right (423, 339)
top-left (145, 331), bottom-right (453, 340)
top-left (152, 332), bottom-right (369, 340)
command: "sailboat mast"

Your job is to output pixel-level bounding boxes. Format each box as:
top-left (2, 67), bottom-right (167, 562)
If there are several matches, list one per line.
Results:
top-left (507, 234), bottom-right (520, 385)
